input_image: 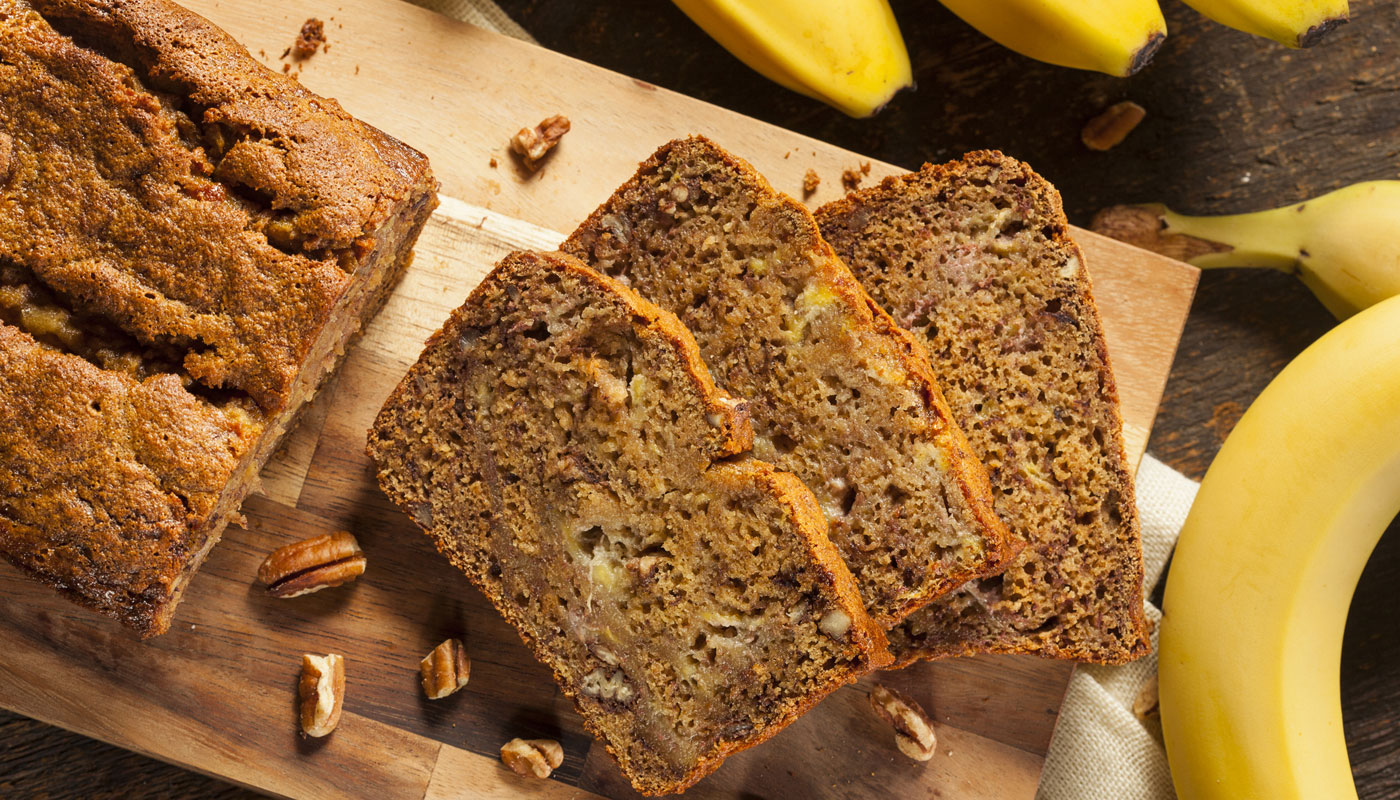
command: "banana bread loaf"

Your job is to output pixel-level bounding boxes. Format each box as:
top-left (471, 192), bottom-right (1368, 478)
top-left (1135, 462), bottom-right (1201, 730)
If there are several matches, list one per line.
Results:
top-left (0, 0), bottom-right (437, 635)
top-left (562, 136), bottom-right (1017, 628)
top-left (368, 250), bottom-right (890, 795)
top-left (816, 152), bottom-right (1151, 664)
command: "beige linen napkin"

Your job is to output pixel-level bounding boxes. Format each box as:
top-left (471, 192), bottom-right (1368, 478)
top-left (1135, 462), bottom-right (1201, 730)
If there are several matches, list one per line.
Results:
top-left (399, 5), bottom-right (1198, 799)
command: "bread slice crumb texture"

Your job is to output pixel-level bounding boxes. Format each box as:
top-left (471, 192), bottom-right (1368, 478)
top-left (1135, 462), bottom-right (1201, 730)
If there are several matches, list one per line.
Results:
top-left (816, 151), bottom-right (1151, 665)
top-left (368, 250), bottom-right (889, 795)
top-left (563, 136), bottom-right (1017, 628)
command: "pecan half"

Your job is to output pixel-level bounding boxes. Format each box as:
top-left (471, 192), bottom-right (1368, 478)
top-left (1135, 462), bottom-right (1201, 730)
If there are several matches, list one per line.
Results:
top-left (500, 738), bottom-right (564, 779)
top-left (299, 653), bottom-right (345, 738)
top-left (870, 684), bottom-right (936, 761)
top-left (509, 115), bottom-right (571, 171)
top-left (420, 638), bottom-right (471, 700)
top-left (257, 531), bottom-right (366, 598)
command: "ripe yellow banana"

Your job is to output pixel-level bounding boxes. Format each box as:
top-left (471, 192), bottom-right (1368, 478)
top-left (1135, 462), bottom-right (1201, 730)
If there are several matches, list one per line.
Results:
top-left (1092, 181), bottom-right (1400, 319)
top-left (1180, 0), bottom-right (1348, 47)
top-left (936, 0), bottom-right (1167, 77)
top-left (1159, 293), bottom-right (1400, 800)
top-left (671, 0), bottom-right (913, 118)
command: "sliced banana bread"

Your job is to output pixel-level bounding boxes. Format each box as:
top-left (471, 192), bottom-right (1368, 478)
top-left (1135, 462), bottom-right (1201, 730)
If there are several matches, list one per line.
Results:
top-left (561, 136), bottom-right (1017, 628)
top-left (368, 250), bottom-right (890, 795)
top-left (816, 152), bottom-right (1151, 665)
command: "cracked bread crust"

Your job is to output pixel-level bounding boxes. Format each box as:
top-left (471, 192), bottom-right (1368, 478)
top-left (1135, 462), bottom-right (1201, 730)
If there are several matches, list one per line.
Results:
top-left (368, 251), bottom-right (890, 795)
top-left (0, 0), bottom-right (438, 634)
top-left (562, 136), bottom-right (1018, 628)
top-left (816, 151), bottom-right (1151, 665)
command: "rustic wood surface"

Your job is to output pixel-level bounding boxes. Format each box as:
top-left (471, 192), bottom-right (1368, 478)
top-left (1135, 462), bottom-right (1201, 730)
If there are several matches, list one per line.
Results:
top-left (3, 0), bottom-right (1396, 798)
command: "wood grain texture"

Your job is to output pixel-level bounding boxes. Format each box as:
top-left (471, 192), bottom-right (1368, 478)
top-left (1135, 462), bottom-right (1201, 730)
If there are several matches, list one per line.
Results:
top-left (0, 1), bottom-right (1196, 798)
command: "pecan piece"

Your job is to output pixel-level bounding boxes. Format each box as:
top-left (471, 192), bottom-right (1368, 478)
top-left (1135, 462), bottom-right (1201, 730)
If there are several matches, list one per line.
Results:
top-left (299, 653), bottom-right (345, 738)
top-left (420, 638), bottom-right (471, 700)
top-left (500, 738), bottom-right (564, 779)
top-left (509, 114), bottom-right (571, 171)
top-left (257, 531), bottom-right (366, 598)
top-left (1082, 101), bottom-right (1147, 151)
top-left (870, 684), bottom-right (937, 761)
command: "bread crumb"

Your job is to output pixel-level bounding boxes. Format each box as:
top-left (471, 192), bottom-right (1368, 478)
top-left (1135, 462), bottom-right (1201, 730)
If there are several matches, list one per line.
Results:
top-left (282, 63), bottom-right (291, 74)
top-left (1082, 101), bottom-right (1146, 152)
top-left (803, 169), bottom-right (820, 197)
top-left (292, 18), bottom-right (326, 60)
top-left (841, 162), bottom-right (870, 191)
top-left (510, 115), bottom-right (571, 172)
top-left (489, 156), bottom-right (498, 169)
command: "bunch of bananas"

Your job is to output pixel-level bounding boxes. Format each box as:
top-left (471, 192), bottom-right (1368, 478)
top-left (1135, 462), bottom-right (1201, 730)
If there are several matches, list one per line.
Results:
top-left (672, 0), bottom-right (1350, 117)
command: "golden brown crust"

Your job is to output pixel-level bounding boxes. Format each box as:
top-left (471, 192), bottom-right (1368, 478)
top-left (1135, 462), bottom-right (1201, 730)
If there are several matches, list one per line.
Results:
top-left (0, 0), bottom-right (437, 634)
top-left (369, 250), bottom-right (889, 794)
top-left (817, 151), bottom-right (1151, 665)
top-left (563, 136), bottom-right (1019, 628)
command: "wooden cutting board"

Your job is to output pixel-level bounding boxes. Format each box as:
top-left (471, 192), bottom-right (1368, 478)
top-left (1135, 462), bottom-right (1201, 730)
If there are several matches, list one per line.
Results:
top-left (0, 2), bottom-right (1198, 798)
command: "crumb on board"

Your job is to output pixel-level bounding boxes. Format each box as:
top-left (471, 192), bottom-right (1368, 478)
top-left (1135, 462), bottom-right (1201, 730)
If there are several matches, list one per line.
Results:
top-left (489, 156), bottom-right (499, 169)
top-left (292, 18), bottom-right (326, 60)
top-left (803, 169), bottom-right (820, 196)
top-left (841, 162), bottom-right (871, 191)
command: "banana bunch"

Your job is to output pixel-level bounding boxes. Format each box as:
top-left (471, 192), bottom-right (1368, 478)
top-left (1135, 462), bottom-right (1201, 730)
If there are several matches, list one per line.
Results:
top-left (1158, 292), bottom-right (1400, 800)
top-left (673, 0), bottom-right (1350, 115)
top-left (670, 0), bottom-right (913, 118)
top-left (1092, 181), bottom-right (1400, 319)
top-left (938, 0), bottom-right (1348, 77)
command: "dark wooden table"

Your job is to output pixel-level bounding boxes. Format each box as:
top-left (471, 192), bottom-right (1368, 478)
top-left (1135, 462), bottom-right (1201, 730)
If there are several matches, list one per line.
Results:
top-left (3, 1), bottom-right (1396, 797)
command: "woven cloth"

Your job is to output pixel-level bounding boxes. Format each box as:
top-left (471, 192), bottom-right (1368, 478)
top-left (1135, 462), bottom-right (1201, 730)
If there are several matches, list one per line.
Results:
top-left (396, 5), bottom-right (1198, 798)
top-left (1037, 453), bottom-right (1197, 800)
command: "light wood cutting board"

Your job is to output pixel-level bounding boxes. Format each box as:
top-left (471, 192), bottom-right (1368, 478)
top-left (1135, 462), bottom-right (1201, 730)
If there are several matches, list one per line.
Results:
top-left (0, 2), bottom-right (1198, 798)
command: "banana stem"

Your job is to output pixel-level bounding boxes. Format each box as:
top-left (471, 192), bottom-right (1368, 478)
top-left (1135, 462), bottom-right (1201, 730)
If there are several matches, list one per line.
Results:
top-left (1160, 204), bottom-right (1307, 273)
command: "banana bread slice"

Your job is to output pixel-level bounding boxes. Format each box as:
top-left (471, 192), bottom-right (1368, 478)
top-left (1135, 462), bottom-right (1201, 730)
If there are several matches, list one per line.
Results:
top-left (816, 152), bottom-right (1151, 665)
top-left (0, 0), bottom-right (437, 635)
top-left (562, 136), bottom-right (1017, 628)
top-left (368, 250), bottom-right (890, 795)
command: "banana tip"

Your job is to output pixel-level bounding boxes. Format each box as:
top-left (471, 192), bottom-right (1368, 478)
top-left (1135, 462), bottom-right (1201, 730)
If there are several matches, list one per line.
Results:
top-left (1125, 32), bottom-right (1166, 77)
top-left (1298, 17), bottom-right (1349, 48)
